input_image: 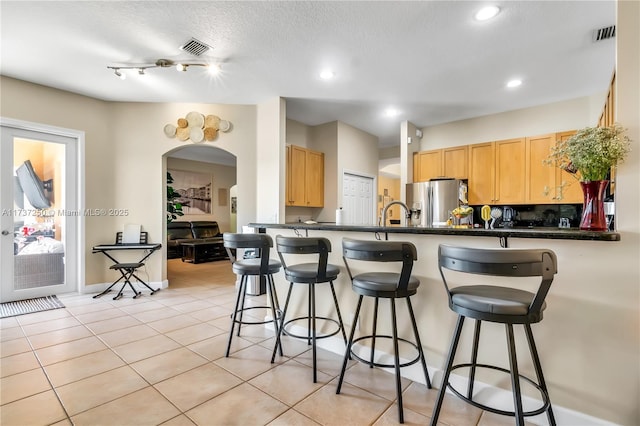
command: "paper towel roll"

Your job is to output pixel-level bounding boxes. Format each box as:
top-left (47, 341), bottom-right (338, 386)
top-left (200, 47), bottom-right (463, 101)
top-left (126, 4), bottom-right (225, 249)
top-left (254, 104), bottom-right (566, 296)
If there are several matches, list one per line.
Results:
top-left (336, 208), bottom-right (344, 225)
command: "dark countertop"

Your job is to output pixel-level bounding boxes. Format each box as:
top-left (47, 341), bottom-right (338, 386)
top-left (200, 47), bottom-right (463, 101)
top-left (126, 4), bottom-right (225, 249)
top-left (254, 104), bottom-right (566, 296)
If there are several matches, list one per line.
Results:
top-left (249, 222), bottom-right (621, 242)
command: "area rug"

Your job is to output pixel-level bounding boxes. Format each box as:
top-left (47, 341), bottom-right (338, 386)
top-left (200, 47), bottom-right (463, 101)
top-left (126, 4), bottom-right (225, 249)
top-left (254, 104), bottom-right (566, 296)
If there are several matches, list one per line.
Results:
top-left (0, 295), bottom-right (65, 318)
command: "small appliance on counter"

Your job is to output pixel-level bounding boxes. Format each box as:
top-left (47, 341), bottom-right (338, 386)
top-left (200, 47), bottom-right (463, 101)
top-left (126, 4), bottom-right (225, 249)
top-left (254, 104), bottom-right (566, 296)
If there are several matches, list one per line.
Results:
top-left (502, 206), bottom-right (516, 228)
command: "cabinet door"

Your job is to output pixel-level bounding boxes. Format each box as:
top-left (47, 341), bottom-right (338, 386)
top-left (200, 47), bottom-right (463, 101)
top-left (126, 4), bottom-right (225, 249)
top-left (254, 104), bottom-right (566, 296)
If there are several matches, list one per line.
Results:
top-left (288, 145), bottom-right (307, 206)
top-left (555, 131), bottom-right (582, 203)
top-left (443, 146), bottom-right (468, 179)
top-left (305, 149), bottom-right (324, 207)
top-left (468, 142), bottom-right (495, 205)
top-left (416, 150), bottom-right (442, 181)
top-left (526, 134), bottom-right (557, 204)
top-left (285, 145), bottom-right (292, 206)
top-left (495, 138), bottom-right (525, 204)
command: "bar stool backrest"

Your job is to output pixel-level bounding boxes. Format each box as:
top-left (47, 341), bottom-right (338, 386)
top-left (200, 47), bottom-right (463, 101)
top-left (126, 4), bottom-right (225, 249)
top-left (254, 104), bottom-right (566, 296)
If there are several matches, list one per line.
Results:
top-left (438, 245), bottom-right (557, 316)
top-left (276, 236), bottom-right (331, 281)
top-left (223, 233), bottom-right (274, 274)
top-left (342, 238), bottom-right (417, 291)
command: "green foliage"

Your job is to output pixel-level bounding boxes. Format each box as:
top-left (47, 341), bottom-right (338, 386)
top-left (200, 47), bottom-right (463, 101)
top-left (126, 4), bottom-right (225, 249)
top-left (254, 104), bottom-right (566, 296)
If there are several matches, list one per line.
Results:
top-left (167, 172), bottom-right (184, 223)
top-left (546, 123), bottom-right (631, 182)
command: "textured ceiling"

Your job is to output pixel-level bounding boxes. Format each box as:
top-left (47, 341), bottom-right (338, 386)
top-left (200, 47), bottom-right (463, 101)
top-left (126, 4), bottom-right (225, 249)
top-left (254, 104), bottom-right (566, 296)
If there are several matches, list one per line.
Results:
top-left (1, 1), bottom-right (616, 149)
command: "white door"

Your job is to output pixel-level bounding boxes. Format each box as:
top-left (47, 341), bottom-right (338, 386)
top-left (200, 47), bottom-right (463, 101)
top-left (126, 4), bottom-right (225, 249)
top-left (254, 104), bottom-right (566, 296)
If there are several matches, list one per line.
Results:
top-left (342, 172), bottom-right (375, 225)
top-left (1, 120), bottom-right (80, 302)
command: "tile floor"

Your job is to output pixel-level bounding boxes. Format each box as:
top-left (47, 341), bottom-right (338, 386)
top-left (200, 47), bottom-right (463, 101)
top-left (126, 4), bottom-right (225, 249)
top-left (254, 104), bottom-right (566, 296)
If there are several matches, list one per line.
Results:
top-left (0, 259), bottom-right (522, 426)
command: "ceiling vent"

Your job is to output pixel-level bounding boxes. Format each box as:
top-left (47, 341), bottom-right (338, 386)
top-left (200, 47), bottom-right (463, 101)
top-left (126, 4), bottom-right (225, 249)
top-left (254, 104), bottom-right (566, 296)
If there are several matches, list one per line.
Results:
top-left (180, 38), bottom-right (211, 56)
top-left (593, 25), bottom-right (616, 42)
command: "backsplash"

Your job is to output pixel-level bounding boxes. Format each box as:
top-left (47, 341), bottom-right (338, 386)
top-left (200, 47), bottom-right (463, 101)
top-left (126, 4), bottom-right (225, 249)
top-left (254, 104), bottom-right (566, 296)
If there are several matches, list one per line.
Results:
top-left (471, 204), bottom-right (582, 228)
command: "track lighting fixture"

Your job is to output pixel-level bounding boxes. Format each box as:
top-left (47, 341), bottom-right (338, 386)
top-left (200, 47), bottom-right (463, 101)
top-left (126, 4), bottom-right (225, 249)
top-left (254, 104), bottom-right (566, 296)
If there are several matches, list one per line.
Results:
top-left (107, 58), bottom-right (219, 79)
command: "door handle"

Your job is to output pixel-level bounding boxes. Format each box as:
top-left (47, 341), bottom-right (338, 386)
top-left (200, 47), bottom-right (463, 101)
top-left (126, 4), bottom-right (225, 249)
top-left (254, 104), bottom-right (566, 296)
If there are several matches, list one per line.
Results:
top-left (1, 230), bottom-right (10, 236)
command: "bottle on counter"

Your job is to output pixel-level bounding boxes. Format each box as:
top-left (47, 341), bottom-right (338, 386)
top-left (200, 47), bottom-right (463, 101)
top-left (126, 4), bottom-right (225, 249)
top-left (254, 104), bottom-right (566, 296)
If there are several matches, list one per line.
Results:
top-left (336, 207), bottom-right (344, 225)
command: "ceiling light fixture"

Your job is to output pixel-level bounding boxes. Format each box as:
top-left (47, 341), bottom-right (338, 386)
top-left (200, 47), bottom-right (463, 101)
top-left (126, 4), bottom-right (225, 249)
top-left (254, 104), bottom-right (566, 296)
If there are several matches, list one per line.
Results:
top-left (319, 69), bottom-right (335, 80)
top-left (506, 79), bottom-right (522, 88)
top-left (385, 108), bottom-right (400, 117)
top-left (113, 69), bottom-right (126, 80)
top-left (474, 5), bottom-right (500, 21)
top-left (107, 58), bottom-right (219, 79)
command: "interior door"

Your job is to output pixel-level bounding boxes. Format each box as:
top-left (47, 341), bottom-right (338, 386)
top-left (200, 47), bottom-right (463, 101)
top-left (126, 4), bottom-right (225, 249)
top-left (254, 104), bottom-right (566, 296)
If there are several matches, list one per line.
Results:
top-left (342, 172), bottom-right (375, 225)
top-left (1, 120), bottom-right (79, 302)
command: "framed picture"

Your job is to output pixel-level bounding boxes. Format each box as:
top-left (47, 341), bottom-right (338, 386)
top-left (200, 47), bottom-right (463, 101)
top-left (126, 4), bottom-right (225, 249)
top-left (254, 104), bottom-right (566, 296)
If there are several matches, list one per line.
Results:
top-left (167, 169), bottom-right (212, 214)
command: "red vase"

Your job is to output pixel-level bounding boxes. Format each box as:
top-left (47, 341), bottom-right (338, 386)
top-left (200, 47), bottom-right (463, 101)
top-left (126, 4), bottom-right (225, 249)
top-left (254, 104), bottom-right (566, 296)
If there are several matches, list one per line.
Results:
top-left (579, 180), bottom-right (609, 231)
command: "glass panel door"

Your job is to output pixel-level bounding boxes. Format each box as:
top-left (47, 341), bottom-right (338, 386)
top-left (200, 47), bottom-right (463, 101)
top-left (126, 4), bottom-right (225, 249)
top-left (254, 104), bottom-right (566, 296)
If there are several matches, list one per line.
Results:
top-left (1, 123), bottom-right (78, 302)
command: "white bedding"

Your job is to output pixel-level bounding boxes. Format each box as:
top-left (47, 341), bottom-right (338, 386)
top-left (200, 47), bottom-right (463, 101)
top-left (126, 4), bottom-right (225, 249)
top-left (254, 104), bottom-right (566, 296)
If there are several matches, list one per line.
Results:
top-left (18, 237), bottom-right (64, 254)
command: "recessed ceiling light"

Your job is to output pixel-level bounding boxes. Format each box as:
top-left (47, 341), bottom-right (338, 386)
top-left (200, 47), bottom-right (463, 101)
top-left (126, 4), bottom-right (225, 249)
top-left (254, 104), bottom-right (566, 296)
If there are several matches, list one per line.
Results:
top-left (319, 69), bottom-right (335, 80)
top-left (506, 79), bottom-right (522, 88)
top-left (385, 108), bottom-right (400, 117)
top-left (208, 64), bottom-right (221, 75)
top-left (475, 5), bottom-right (500, 21)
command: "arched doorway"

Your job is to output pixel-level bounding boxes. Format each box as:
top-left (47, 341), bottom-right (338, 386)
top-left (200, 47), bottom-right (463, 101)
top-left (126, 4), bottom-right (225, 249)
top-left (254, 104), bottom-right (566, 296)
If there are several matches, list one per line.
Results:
top-left (162, 145), bottom-right (237, 287)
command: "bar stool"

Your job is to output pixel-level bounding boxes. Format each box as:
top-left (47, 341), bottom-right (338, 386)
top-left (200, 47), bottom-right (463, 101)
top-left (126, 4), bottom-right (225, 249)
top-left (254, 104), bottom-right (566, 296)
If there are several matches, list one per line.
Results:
top-left (431, 245), bottom-right (558, 426)
top-left (336, 238), bottom-right (431, 424)
top-left (223, 233), bottom-right (282, 358)
top-left (270, 235), bottom-right (347, 382)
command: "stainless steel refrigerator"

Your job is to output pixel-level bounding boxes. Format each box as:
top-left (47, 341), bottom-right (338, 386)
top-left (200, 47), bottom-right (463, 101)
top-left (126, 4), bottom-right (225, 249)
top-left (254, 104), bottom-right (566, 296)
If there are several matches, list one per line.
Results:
top-left (406, 179), bottom-right (466, 227)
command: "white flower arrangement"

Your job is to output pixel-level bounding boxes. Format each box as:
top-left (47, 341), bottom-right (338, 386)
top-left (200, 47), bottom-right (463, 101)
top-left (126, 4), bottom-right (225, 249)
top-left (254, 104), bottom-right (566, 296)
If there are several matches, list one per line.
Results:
top-left (546, 123), bottom-right (631, 182)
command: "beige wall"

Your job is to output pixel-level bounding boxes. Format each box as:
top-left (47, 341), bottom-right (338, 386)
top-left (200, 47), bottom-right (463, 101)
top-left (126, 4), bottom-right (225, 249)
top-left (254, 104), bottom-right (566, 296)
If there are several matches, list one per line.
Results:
top-left (1, 77), bottom-right (112, 284)
top-left (419, 95), bottom-right (604, 150)
top-left (166, 157), bottom-right (236, 232)
top-left (286, 118), bottom-right (311, 148)
top-left (1, 76), bottom-right (260, 286)
top-left (377, 175), bottom-right (401, 221)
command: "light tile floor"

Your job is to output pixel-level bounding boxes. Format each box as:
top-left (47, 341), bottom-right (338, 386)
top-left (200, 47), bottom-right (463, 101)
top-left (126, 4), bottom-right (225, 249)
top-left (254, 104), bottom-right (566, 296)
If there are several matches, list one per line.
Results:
top-left (0, 259), bottom-right (522, 426)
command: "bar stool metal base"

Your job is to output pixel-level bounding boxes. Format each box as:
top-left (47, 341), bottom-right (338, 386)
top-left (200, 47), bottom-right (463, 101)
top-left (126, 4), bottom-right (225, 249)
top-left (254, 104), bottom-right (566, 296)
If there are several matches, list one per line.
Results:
top-left (447, 363), bottom-right (551, 417)
top-left (271, 280), bottom-right (347, 383)
top-left (348, 334), bottom-right (424, 369)
top-left (281, 316), bottom-right (343, 341)
top-left (226, 273), bottom-right (282, 357)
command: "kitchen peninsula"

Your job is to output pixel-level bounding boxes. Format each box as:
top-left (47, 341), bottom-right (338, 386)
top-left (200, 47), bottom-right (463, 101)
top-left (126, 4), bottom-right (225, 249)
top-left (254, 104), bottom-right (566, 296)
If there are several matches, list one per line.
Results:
top-left (250, 222), bottom-right (628, 424)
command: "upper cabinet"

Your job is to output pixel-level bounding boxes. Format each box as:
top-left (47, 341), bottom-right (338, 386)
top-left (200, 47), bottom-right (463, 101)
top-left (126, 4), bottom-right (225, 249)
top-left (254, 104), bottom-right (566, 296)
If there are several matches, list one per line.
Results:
top-left (467, 142), bottom-right (495, 204)
top-left (414, 150), bottom-right (442, 182)
top-left (495, 138), bottom-right (526, 204)
top-left (525, 131), bottom-right (582, 204)
top-left (413, 145), bottom-right (468, 182)
top-left (286, 144), bottom-right (324, 207)
top-left (554, 131), bottom-right (582, 203)
top-left (443, 146), bottom-right (468, 179)
top-left (468, 139), bottom-right (527, 205)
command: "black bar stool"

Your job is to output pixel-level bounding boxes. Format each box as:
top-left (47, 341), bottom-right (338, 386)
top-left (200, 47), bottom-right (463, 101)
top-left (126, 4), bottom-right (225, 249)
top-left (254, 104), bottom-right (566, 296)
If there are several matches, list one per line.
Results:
top-left (336, 238), bottom-right (431, 424)
top-left (270, 235), bottom-right (347, 382)
top-left (223, 233), bottom-right (282, 357)
top-left (431, 244), bottom-right (558, 426)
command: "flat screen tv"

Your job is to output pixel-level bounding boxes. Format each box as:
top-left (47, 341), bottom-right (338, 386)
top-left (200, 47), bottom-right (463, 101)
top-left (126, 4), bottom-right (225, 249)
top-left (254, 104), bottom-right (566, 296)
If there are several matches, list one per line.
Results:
top-left (15, 160), bottom-right (52, 210)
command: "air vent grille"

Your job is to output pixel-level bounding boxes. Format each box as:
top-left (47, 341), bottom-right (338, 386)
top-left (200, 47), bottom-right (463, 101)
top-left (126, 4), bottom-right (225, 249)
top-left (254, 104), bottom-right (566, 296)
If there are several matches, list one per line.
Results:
top-left (593, 25), bottom-right (616, 42)
top-left (180, 38), bottom-right (211, 56)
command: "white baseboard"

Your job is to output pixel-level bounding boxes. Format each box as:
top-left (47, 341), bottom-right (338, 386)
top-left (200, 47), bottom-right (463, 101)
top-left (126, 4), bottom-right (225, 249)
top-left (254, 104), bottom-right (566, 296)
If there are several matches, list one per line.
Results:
top-left (280, 322), bottom-right (619, 426)
top-left (80, 279), bottom-right (168, 296)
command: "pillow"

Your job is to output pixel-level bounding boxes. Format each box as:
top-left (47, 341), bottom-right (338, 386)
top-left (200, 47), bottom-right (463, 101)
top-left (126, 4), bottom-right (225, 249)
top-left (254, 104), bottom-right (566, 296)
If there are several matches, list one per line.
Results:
top-left (18, 237), bottom-right (64, 255)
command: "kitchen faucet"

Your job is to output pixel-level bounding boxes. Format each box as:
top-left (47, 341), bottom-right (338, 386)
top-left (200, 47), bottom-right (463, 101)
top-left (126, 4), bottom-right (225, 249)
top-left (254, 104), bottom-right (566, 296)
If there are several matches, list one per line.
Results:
top-left (381, 200), bottom-right (412, 226)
